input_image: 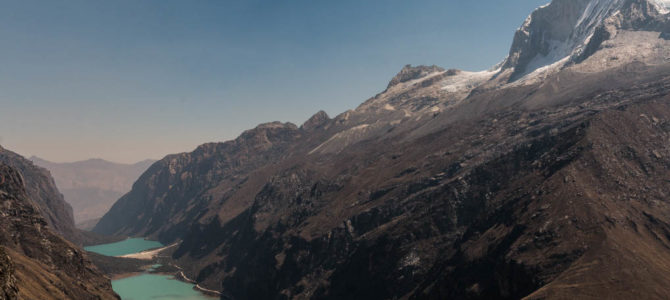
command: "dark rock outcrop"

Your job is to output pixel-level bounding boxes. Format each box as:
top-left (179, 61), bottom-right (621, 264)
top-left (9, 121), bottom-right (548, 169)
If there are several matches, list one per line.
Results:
top-left (387, 65), bottom-right (445, 88)
top-left (0, 247), bottom-right (18, 300)
top-left (0, 147), bottom-right (79, 243)
top-left (0, 164), bottom-right (118, 299)
top-left (94, 121), bottom-right (302, 239)
top-left (301, 111), bottom-right (331, 131)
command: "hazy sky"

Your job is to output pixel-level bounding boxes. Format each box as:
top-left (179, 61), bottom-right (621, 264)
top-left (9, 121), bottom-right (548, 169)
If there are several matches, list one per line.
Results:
top-left (0, 0), bottom-right (547, 163)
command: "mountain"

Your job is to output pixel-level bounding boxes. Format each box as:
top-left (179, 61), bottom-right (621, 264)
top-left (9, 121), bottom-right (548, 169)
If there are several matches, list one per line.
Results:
top-left (0, 146), bottom-right (80, 243)
top-left (0, 147), bottom-right (121, 246)
top-left (0, 163), bottom-right (118, 299)
top-left (30, 157), bottom-right (155, 225)
top-left (500, 0), bottom-right (670, 81)
top-left (95, 0), bottom-right (670, 299)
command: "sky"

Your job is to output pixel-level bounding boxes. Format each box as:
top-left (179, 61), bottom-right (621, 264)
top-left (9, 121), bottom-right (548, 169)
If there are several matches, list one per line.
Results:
top-left (0, 0), bottom-right (548, 163)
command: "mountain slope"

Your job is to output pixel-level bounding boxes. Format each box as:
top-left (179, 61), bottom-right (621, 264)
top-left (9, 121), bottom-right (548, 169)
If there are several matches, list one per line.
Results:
top-left (0, 164), bottom-right (118, 299)
top-left (499, 0), bottom-right (670, 82)
top-left (30, 157), bottom-right (155, 225)
top-left (0, 147), bottom-right (79, 243)
top-left (95, 0), bottom-right (670, 299)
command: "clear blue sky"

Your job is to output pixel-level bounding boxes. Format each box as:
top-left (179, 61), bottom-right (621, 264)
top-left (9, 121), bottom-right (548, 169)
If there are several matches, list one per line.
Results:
top-left (0, 0), bottom-right (547, 163)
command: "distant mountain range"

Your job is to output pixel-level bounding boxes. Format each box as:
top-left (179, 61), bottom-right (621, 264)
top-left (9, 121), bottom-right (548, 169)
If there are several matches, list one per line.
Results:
top-left (30, 156), bottom-right (155, 227)
top-left (93, 0), bottom-right (670, 299)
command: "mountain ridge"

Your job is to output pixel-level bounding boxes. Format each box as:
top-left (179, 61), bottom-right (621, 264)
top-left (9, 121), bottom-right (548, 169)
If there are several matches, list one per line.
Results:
top-left (95, 0), bottom-right (670, 298)
top-left (500, 0), bottom-right (670, 81)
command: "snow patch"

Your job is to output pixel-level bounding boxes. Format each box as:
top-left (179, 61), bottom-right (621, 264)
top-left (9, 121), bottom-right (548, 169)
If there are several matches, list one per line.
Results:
top-left (509, 0), bottom-right (628, 80)
top-left (402, 71), bottom-right (445, 88)
top-left (441, 69), bottom-right (498, 93)
top-left (523, 39), bottom-right (572, 77)
top-left (651, 0), bottom-right (670, 13)
top-left (309, 124), bottom-right (372, 154)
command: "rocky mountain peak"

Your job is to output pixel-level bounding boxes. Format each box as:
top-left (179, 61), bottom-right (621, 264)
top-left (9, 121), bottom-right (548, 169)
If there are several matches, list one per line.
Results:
top-left (617, 0), bottom-right (669, 26)
top-left (501, 0), bottom-right (669, 81)
top-left (503, 0), bottom-right (623, 79)
top-left (301, 110), bottom-right (331, 131)
top-left (387, 64), bottom-right (445, 89)
top-left (653, 0), bottom-right (670, 10)
top-left (237, 121), bottom-right (299, 150)
top-left (240, 121), bottom-right (298, 136)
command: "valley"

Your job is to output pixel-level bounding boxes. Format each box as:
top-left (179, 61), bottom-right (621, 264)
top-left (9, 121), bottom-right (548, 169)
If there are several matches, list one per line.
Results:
top-left (30, 157), bottom-right (155, 225)
top-left (3, 0), bottom-right (670, 299)
top-left (91, 0), bottom-right (670, 297)
top-left (85, 238), bottom-right (215, 299)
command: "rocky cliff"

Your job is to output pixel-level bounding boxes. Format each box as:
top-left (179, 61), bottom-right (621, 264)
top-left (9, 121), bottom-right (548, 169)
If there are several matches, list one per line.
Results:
top-left (500, 0), bottom-right (670, 81)
top-left (95, 0), bottom-right (670, 299)
top-left (0, 247), bottom-right (18, 300)
top-left (0, 164), bottom-right (118, 299)
top-left (0, 147), bottom-right (80, 243)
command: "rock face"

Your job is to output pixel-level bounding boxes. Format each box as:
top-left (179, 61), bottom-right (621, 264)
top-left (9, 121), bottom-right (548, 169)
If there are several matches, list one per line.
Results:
top-left (30, 157), bottom-right (155, 225)
top-left (0, 147), bottom-right (79, 243)
top-left (0, 247), bottom-right (18, 300)
top-left (300, 111), bottom-right (331, 131)
top-left (95, 0), bottom-right (670, 299)
top-left (501, 0), bottom-right (670, 81)
top-left (502, 0), bottom-right (620, 78)
top-left (387, 65), bottom-right (445, 88)
top-left (0, 164), bottom-right (118, 300)
top-left (94, 122), bottom-right (302, 238)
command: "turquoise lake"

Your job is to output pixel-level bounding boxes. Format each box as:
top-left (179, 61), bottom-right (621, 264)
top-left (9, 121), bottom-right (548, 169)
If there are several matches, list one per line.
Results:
top-left (112, 274), bottom-right (212, 300)
top-left (84, 238), bottom-right (164, 256)
top-left (85, 238), bottom-right (213, 299)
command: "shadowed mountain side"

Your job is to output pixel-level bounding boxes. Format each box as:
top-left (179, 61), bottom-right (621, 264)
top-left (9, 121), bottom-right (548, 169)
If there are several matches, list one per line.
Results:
top-left (0, 164), bottom-right (118, 299)
top-left (0, 147), bottom-right (79, 243)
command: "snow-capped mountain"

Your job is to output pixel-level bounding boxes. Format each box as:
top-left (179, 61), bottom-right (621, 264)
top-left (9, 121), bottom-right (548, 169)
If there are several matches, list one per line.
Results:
top-left (93, 1), bottom-right (670, 298)
top-left (344, 0), bottom-right (670, 131)
top-left (503, 0), bottom-right (625, 79)
top-left (501, 0), bottom-right (670, 81)
top-left (302, 0), bottom-right (670, 159)
top-left (654, 0), bottom-right (670, 11)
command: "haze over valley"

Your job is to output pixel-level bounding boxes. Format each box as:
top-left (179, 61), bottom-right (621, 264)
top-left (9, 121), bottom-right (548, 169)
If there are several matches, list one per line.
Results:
top-left (30, 157), bottom-right (155, 227)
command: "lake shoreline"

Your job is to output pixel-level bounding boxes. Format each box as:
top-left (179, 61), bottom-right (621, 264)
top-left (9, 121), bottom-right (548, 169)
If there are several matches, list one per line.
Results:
top-left (109, 270), bottom-right (219, 298)
top-left (111, 272), bottom-right (143, 280)
top-left (175, 270), bottom-right (222, 297)
top-left (86, 237), bottom-right (218, 299)
top-left (85, 237), bottom-right (163, 257)
top-left (118, 243), bottom-right (179, 260)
